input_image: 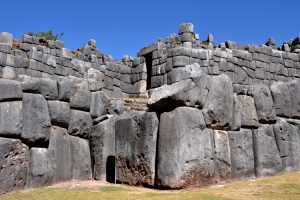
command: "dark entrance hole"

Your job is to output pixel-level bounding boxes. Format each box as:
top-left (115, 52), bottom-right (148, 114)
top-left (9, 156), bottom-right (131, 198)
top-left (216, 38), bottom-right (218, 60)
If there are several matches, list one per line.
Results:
top-left (106, 156), bottom-right (115, 183)
top-left (144, 53), bottom-right (153, 90)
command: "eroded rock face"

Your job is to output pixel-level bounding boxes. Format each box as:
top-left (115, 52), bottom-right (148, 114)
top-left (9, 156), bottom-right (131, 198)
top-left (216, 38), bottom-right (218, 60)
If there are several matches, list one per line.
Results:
top-left (0, 79), bottom-right (22, 101)
top-left (0, 101), bottom-right (22, 137)
top-left (156, 107), bottom-right (216, 189)
top-left (253, 125), bottom-right (282, 177)
top-left (203, 74), bottom-right (233, 130)
top-left (228, 129), bottom-right (255, 179)
top-left (273, 118), bottom-right (300, 171)
top-left (69, 77), bottom-right (91, 111)
top-left (90, 117), bottom-right (116, 181)
top-left (0, 138), bottom-right (29, 194)
top-left (237, 95), bottom-right (259, 128)
top-left (115, 111), bottom-right (158, 187)
top-left (249, 84), bottom-right (276, 123)
top-left (68, 110), bottom-right (93, 139)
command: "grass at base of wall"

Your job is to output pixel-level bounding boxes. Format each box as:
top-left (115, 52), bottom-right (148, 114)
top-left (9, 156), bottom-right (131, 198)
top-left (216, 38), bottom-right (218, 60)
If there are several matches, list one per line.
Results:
top-left (1, 172), bottom-right (300, 200)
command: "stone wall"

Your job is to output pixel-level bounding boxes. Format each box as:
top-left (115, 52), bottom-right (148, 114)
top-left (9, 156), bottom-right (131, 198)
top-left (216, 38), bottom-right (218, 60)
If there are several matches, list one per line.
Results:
top-left (1, 23), bottom-right (300, 194)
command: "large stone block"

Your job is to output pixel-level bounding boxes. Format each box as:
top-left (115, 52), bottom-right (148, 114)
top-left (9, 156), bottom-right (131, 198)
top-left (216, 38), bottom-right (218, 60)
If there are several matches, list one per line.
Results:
top-left (57, 77), bottom-right (71, 101)
top-left (273, 118), bottom-right (300, 171)
top-left (232, 94), bottom-right (242, 131)
top-left (156, 107), bottom-right (217, 189)
top-left (270, 81), bottom-right (291, 117)
top-left (148, 74), bottom-right (210, 111)
top-left (90, 117), bottom-right (116, 181)
top-left (22, 93), bottom-right (51, 145)
top-left (237, 95), bottom-right (259, 128)
top-left (48, 126), bottom-right (72, 182)
top-left (0, 138), bottom-right (29, 194)
top-left (289, 79), bottom-right (300, 118)
top-left (68, 110), bottom-right (93, 139)
top-left (90, 91), bottom-right (110, 118)
top-left (18, 75), bottom-right (58, 100)
top-left (26, 148), bottom-right (53, 188)
top-left (253, 125), bottom-right (282, 177)
top-left (0, 101), bottom-right (22, 137)
top-left (87, 68), bottom-right (103, 91)
top-left (214, 131), bottom-right (231, 180)
top-left (115, 111), bottom-right (158, 187)
top-left (0, 79), bottom-right (22, 101)
top-left (250, 84), bottom-right (276, 123)
top-left (70, 136), bottom-right (92, 180)
top-left (0, 32), bottom-right (13, 47)
top-left (48, 101), bottom-right (70, 128)
top-left (69, 77), bottom-right (91, 111)
top-left (203, 74), bottom-right (234, 130)
top-left (228, 129), bottom-right (255, 179)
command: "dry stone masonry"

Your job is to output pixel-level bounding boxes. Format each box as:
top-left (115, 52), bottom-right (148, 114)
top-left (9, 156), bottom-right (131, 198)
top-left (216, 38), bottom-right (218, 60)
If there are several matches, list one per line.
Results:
top-left (0, 23), bottom-right (300, 193)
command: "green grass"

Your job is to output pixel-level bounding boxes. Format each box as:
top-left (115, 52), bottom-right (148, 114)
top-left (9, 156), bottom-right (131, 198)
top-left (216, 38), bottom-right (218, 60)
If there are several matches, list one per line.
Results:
top-left (1, 172), bottom-right (300, 200)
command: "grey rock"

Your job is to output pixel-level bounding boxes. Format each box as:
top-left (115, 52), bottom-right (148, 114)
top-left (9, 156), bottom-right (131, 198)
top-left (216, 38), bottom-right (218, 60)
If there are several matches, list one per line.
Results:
top-left (214, 131), bottom-right (231, 180)
top-left (203, 74), bottom-right (234, 131)
top-left (228, 129), bottom-right (255, 179)
top-left (108, 99), bottom-right (124, 115)
top-left (232, 93), bottom-right (242, 131)
top-left (289, 79), bottom-right (300, 118)
top-left (250, 84), bottom-right (276, 123)
top-left (70, 135), bottom-right (92, 180)
top-left (0, 138), bottom-right (29, 194)
top-left (57, 77), bottom-right (71, 102)
top-left (179, 23), bottom-right (194, 34)
top-left (225, 40), bottom-right (236, 49)
top-left (2, 66), bottom-right (15, 79)
top-left (0, 79), bottom-right (22, 101)
top-left (0, 32), bottom-right (13, 47)
top-left (69, 77), bottom-right (91, 111)
top-left (237, 95), bottom-right (259, 128)
top-left (68, 109), bottom-right (93, 139)
top-left (115, 111), bottom-right (158, 187)
top-left (88, 39), bottom-right (96, 48)
top-left (48, 101), bottom-right (70, 128)
top-left (87, 68), bottom-right (102, 91)
top-left (0, 101), bottom-right (22, 137)
top-left (253, 125), bottom-right (282, 177)
top-left (26, 148), bottom-right (53, 188)
top-left (273, 118), bottom-right (300, 171)
top-left (90, 91), bottom-right (110, 118)
top-left (22, 93), bottom-right (51, 145)
top-left (18, 75), bottom-right (58, 100)
top-left (90, 117), bottom-right (116, 181)
top-left (270, 81), bottom-right (291, 117)
top-left (48, 126), bottom-right (72, 182)
top-left (156, 107), bottom-right (216, 189)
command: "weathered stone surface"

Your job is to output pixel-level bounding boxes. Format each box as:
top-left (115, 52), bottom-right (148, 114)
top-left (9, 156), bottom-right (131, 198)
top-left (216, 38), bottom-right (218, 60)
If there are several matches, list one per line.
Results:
top-left (22, 93), bottom-right (51, 145)
top-left (48, 126), bottom-right (72, 182)
top-left (0, 79), bottom-right (22, 101)
top-left (0, 101), bottom-right (22, 137)
top-left (228, 129), bottom-right (255, 179)
top-left (203, 74), bottom-right (233, 130)
top-left (270, 82), bottom-right (291, 117)
top-left (108, 99), bottom-right (124, 115)
top-left (0, 138), bottom-right (29, 194)
top-left (18, 75), bottom-right (58, 100)
top-left (26, 148), bottom-right (53, 188)
top-left (90, 117), bottom-right (116, 181)
top-left (48, 101), bottom-right (70, 128)
top-left (68, 110), bottom-right (93, 139)
top-left (273, 118), bottom-right (300, 171)
top-left (115, 111), bottom-right (158, 187)
top-left (87, 68), bottom-right (102, 91)
top-left (237, 95), bottom-right (259, 128)
top-left (289, 79), bottom-right (300, 118)
top-left (90, 91), bottom-right (110, 118)
top-left (250, 84), bottom-right (276, 123)
top-left (57, 77), bottom-right (71, 101)
top-left (156, 107), bottom-right (216, 189)
top-left (69, 77), bottom-right (91, 111)
top-left (70, 135), bottom-right (92, 180)
top-left (214, 131), bottom-right (231, 180)
top-left (253, 125), bottom-right (282, 177)
top-left (232, 93), bottom-right (242, 131)
top-left (0, 32), bottom-right (13, 47)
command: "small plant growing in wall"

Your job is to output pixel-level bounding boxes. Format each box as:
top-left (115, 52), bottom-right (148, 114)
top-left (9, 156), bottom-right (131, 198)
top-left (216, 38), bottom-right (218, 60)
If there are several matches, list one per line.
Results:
top-left (26, 30), bottom-right (64, 41)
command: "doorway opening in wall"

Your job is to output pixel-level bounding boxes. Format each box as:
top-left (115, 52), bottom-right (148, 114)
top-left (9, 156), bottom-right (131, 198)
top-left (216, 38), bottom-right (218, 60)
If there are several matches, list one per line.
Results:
top-left (106, 156), bottom-right (115, 183)
top-left (144, 53), bottom-right (153, 90)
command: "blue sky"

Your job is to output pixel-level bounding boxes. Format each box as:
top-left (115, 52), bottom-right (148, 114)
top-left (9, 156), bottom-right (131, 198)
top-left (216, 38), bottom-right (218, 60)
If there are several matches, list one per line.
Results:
top-left (0, 0), bottom-right (299, 59)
